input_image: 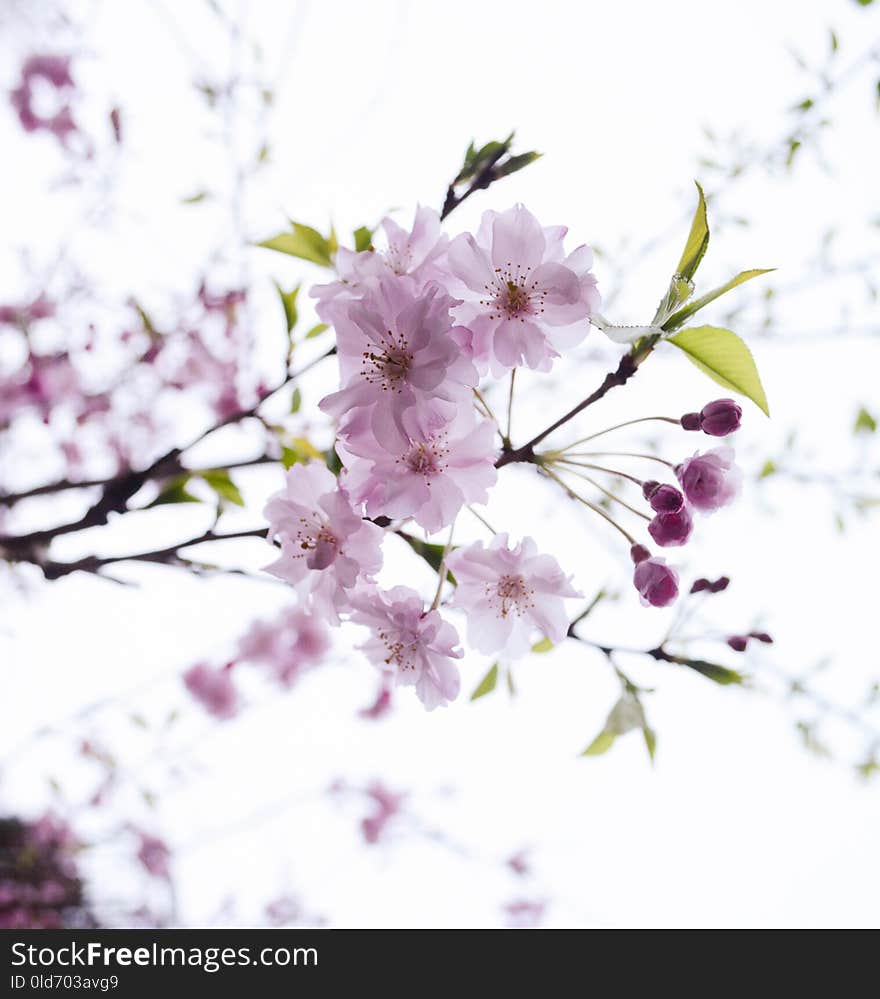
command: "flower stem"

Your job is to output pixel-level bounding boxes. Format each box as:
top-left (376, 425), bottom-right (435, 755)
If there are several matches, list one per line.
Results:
top-left (559, 415), bottom-right (680, 450)
top-left (554, 466), bottom-right (651, 521)
top-left (563, 450), bottom-right (675, 469)
top-left (542, 467), bottom-right (638, 546)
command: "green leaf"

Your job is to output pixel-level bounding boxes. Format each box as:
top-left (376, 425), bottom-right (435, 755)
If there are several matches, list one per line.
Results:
top-left (181, 190), bottom-right (210, 204)
top-left (471, 663), bottom-right (499, 700)
top-left (675, 181), bottom-right (710, 283)
top-left (580, 693), bottom-right (645, 758)
top-left (258, 222), bottom-right (334, 267)
top-left (274, 282), bottom-right (300, 334)
top-left (854, 406), bottom-right (877, 434)
top-left (681, 659), bottom-right (745, 685)
top-left (506, 668), bottom-right (516, 697)
top-left (290, 387), bottom-right (302, 414)
top-left (281, 437), bottom-right (324, 468)
top-left (148, 475), bottom-right (201, 507)
top-left (663, 269), bottom-right (774, 330)
top-left (581, 730), bottom-right (616, 757)
top-left (531, 637), bottom-right (554, 654)
top-left (353, 226), bottom-right (374, 252)
top-left (759, 459), bottom-right (777, 479)
top-left (667, 325), bottom-right (769, 416)
top-left (642, 724), bottom-right (657, 762)
top-left (199, 469), bottom-right (244, 507)
top-left (493, 151), bottom-right (543, 179)
top-left (305, 322), bottom-right (329, 340)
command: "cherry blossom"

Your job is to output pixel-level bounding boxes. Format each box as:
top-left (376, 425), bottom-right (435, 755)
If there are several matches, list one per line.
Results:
top-left (236, 605), bottom-right (331, 687)
top-left (675, 447), bottom-right (742, 514)
top-left (312, 205), bottom-right (448, 325)
top-left (447, 534), bottom-right (580, 660)
top-left (339, 409), bottom-right (497, 534)
top-left (320, 277), bottom-right (477, 452)
top-left (182, 663), bottom-right (239, 720)
top-left (264, 462), bottom-right (384, 619)
top-left (445, 204), bottom-right (600, 375)
top-left (350, 586), bottom-right (462, 710)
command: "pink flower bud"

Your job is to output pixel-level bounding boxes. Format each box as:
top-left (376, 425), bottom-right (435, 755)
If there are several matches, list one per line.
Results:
top-left (699, 398), bottom-right (742, 437)
top-left (648, 505), bottom-right (694, 547)
top-left (675, 447), bottom-right (741, 514)
top-left (680, 412), bottom-right (702, 431)
top-left (642, 481), bottom-right (685, 513)
top-left (727, 635), bottom-right (749, 652)
top-left (630, 543), bottom-right (651, 564)
top-left (633, 557), bottom-right (679, 607)
top-left (749, 631), bottom-right (773, 644)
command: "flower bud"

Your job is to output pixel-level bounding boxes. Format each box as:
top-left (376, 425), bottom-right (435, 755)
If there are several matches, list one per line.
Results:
top-left (675, 447), bottom-right (741, 514)
top-left (699, 398), bottom-right (742, 437)
top-left (710, 576), bottom-right (730, 593)
top-left (633, 557), bottom-right (679, 607)
top-left (690, 578), bottom-right (711, 593)
top-left (647, 505), bottom-right (694, 547)
top-left (680, 412), bottom-right (702, 431)
top-left (630, 543), bottom-right (651, 565)
top-left (749, 631), bottom-right (773, 644)
top-left (643, 481), bottom-right (685, 513)
top-left (727, 635), bottom-right (749, 652)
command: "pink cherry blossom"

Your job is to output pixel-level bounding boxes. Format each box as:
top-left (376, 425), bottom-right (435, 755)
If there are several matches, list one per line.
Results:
top-left (339, 409), bottom-right (497, 534)
top-left (319, 277), bottom-right (477, 452)
top-left (135, 833), bottom-right (171, 879)
top-left (264, 461), bottom-right (383, 618)
top-left (236, 605), bottom-right (331, 687)
top-left (446, 204), bottom-right (600, 375)
top-left (675, 447), bottom-right (741, 514)
top-left (358, 683), bottom-right (393, 720)
top-left (182, 662), bottom-right (239, 720)
top-left (447, 534), bottom-right (580, 659)
top-left (360, 781), bottom-right (407, 844)
top-left (350, 586), bottom-right (462, 710)
top-left (311, 205), bottom-right (448, 325)
top-left (632, 557), bottom-right (679, 608)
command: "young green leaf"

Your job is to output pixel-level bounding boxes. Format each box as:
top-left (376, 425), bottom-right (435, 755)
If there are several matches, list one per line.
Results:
top-left (663, 268), bottom-right (775, 330)
top-left (680, 658), bottom-right (745, 685)
top-left (471, 663), bottom-right (499, 701)
top-left (199, 469), bottom-right (244, 507)
top-left (667, 325), bottom-right (770, 416)
top-left (581, 729), bottom-right (616, 757)
top-left (147, 475), bottom-right (201, 507)
top-left (305, 322), bottom-right (329, 340)
top-left (531, 637), bottom-right (554, 654)
top-left (854, 406), bottom-right (877, 434)
top-left (258, 222), bottom-right (334, 267)
top-left (675, 181), bottom-right (710, 283)
top-left (274, 281), bottom-right (300, 334)
top-left (353, 226), bottom-right (374, 252)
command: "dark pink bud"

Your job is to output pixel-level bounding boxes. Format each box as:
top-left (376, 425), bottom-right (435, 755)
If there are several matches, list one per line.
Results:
top-left (680, 412), bottom-right (701, 431)
top-left (648, 505), bottom-right (694, 547)
top-left (676, 448), bottom-right (741, 513)
top-left (633, 557), bottom-right (679, 608)
top-left (727, 635), bottom-right (749, 652)
top-left (749, 631), bottom-right (773, 644)
top-left (700, 398), bottom-right (742, 437)
top-left (690, 577), bottom-right (711, 593)
top-left (710, 576), bottom-right (730, 593)
top-left (630, 543), bottom-right (651, 565)
top-left (643, 481), bottom-right (685, 513)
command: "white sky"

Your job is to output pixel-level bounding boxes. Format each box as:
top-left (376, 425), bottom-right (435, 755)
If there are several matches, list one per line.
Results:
top-left (1, 0), bottom-right (879, 928)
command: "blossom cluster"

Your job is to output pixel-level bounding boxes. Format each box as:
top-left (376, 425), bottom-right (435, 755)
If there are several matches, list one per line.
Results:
top-left (0, 814), bottom-right (94, 929)
top-left (264, 205), bottom-right (602, 709)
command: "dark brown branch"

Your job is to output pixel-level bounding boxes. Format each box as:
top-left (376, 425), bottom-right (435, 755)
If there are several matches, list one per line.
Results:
top-left (495, 339), bottom-right (656, 469)
top-left (42, 527), bottom-right (269, 580)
